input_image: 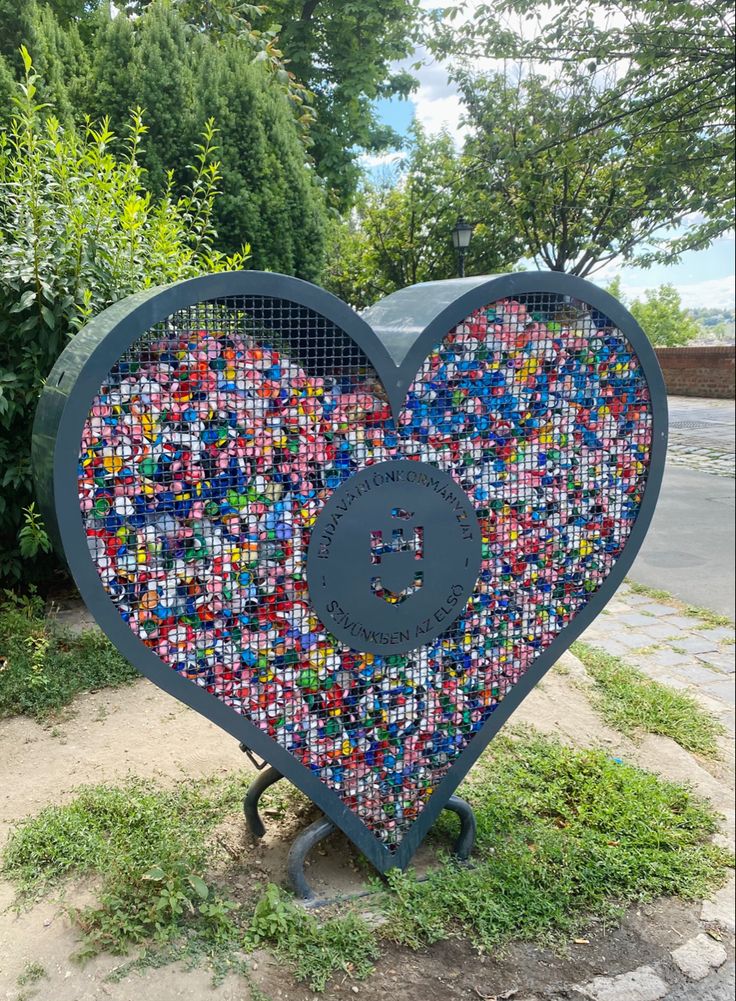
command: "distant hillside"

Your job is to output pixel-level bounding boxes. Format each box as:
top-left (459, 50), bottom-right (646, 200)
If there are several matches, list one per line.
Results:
top-left (687, 307), bottom-right (735, 345)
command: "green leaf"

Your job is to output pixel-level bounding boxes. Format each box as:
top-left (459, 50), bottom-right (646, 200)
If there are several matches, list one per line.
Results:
top-left (187, 874), bottom-right (210, 900)
top-left (143, 866), bottom-right (166, 882)
top-left (10, 290), bottom-right (35, 313)
top-left (40, 305), bottom-right (55, 329)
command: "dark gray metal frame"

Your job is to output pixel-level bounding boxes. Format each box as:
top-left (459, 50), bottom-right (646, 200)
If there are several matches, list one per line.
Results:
top-left (32, 270), bottom-right (668, 876)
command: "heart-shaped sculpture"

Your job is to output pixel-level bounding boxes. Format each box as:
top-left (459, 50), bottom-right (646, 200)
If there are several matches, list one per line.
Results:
top-left (32, 271), bottom-right (667, 874)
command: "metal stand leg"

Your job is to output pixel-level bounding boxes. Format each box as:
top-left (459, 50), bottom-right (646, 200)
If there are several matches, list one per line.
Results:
top-left (243, 766), bottom-right (284, 838)
top-left (284, 797), bottom-right (476, 903)
top-left (444, 795), bottom-right (476, 861)
top-left (239, 737), bottom-right (476, 900)
top-left (287, 816), bottom-right (337, 901)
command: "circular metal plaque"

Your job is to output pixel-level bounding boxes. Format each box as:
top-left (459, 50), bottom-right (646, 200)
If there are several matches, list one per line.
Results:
top-left (307, 460), bottom-right (483, 654)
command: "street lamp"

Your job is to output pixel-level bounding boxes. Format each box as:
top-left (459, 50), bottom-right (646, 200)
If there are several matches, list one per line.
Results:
top-left (451, 217), bottom-right (474, 278)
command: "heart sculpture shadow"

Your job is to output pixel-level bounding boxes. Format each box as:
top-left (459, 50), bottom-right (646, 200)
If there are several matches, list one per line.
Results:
top-left (32, 271), bottom-right (667, 874)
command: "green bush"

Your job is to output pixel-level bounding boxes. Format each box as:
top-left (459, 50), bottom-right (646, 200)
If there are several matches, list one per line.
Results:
top-left (2, 3), bottom-right (328, 273)
top-left (629, 284), bottom-right (702, 347)
top-left (0, 49), bottom-right (246, 584)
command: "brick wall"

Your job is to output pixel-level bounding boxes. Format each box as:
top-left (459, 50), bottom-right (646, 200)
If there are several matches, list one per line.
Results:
top-left (654, 345), bottom-right (735, 399)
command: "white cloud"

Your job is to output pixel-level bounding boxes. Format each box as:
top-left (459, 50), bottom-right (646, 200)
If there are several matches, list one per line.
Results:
top-left (599, 267), bottom-right (735, 310)
top-left (390, 45), bottom-right (467, 139)
top-left (413, 89), bottom-right (467, 138)
top-left (358, 150), bottom-right (404, 171)
top-left (667, 275), bottom-right (735, 311)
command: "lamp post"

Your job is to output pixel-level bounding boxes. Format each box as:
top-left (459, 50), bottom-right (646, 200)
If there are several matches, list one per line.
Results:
top-left (451, 217), bottom-right (474, 278)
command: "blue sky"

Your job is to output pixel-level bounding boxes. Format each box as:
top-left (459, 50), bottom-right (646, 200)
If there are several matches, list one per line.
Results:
top-left (368, 57), bottom-right (735, 312)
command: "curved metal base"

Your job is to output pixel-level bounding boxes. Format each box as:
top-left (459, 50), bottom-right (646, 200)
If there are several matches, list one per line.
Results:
top-left (243, 765), bottom-right (284, 839)
top-left (445, 794), bottom-right (477, 861)
top-left (284, 794), bottom-right (477, 902)
top-left (239, 746), bottom-right (477, 902)
top-left (287, 816), bottom-right (337, 901)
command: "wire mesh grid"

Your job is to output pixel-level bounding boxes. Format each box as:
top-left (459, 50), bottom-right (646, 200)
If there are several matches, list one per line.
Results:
top-left (78, 292), bottom-right (653, 847)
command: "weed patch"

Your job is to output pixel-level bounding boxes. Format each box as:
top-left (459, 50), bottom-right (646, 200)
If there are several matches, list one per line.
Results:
top-left (382, 732), bottom-right (731, 950)
top-left (684, 606), bottom-right (734, 631)
top-left (2, 775), bottom-right (375, 991)
top-left (246, 884), bottom-right (379, 991)
top-left (573, 642), bottom-right (725, 755)
top-left (16, 961), bottom-right (46, 986)
top-left (3, 735), bottom-right (731, 990)
top-left (0, 590), bottom-right (137, 718)
top-left (3, 776), bottom-right (245, 898)
top-left (625, 581), bottom-right (674, 604)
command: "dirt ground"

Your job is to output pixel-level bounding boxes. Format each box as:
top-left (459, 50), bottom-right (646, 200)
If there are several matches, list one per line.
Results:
top-left (0, 653), bottom-right (733, 1001)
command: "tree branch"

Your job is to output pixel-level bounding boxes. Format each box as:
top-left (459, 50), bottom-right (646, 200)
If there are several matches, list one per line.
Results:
top-left (300, 0), bottom-right (320, 22)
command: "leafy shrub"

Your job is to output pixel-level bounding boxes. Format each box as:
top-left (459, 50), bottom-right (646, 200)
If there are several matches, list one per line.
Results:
top-left (0, 48), bottom-right (247, 584)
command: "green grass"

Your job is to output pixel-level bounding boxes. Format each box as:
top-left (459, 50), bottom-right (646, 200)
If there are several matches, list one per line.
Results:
top-left (4, 773), bottom-right (257, 979)
top-left (625, 579), bottom-right (734, 631)
top-left (381, 732), bottom-right (731, 951)
top-left (573, 642), bottom-right (726, 755)
top-left (2, 774), bottom-right (375, 991)
top-left (245, 884), bottom-right (379, 991)
top-left (3, 776), bottom-right (247, 897)
top-left (0, 590), bottom-right (138, 718)
top-left (3, 734), bottom-right (731, 990)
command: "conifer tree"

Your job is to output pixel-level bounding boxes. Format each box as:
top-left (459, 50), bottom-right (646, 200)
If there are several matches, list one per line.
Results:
top-left (193, 38), bottom-right (326, 277)
top-left (88, 5), bottom-right (137, 134)
top-left (3, 1), bottom-right (328, 277)
top-left (128, 1), bottom-right (197, 195)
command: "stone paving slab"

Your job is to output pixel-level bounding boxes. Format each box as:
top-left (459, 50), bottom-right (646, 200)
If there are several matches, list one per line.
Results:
top-left (667, 664), bottom-right (729, 687)
top-left (671, 635), bottom-right (721, 657)
top-left (641, 649), bottom-right (693, 670)
top-left (698, 627), bottom-right (735, 645)
top-left (580, 581), bottom-right (735, 713)
top-left (611, 631), bottom-right (653, 650)
top-left (701, 877), bottom-right (736, 934)
top-left (638, 601), bottom-right (685, 618)
top-left (660, 614), bottom-right (704, 631)
top-left (697, 650), bottom-right (736, 674)
top-left (617, 611), bottom-right (661, 628)
top-left (667, 396), bottom-right (735, 479)
top-left (671, 934), bottom-right (728, 982)
top-left (578, 965), bottom-right (670, 1001)
top-left (635, 623), bottom-right (684, 642)
top-left (702, 680), bottom-right (735, 705)
top-left (585, 637), bottom-right (634, 658)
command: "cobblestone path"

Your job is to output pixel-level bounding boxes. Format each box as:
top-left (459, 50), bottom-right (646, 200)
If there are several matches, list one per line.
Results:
top-left (667, 396), bottom-right (734, 478)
